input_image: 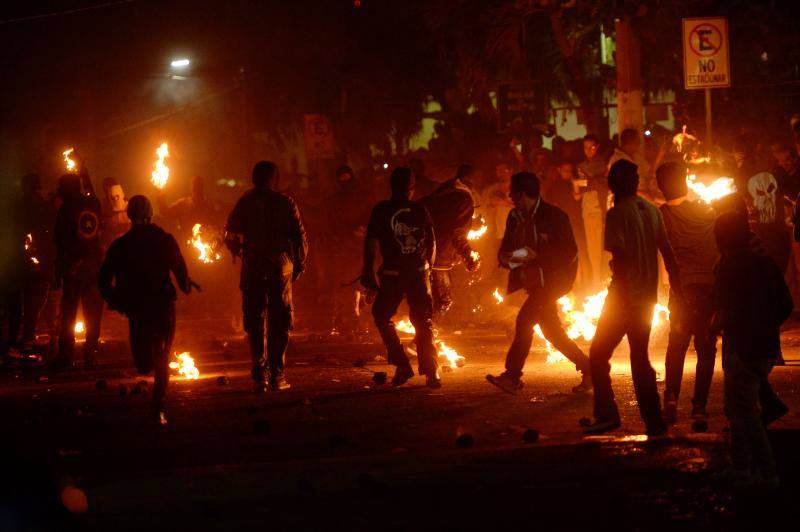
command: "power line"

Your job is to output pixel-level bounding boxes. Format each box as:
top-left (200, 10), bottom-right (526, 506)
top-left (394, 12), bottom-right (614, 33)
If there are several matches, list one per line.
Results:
top-left (0, 0), bottom-right (135, 26)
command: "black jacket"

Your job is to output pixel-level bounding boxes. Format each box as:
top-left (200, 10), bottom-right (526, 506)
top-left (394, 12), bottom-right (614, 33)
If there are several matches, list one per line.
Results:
top-left (420, 179), bottom-right (474, 269)
top-left (226, 187), bottom-right (308, 288)
top-left (714, 248), bottom-right (793, 360)
top-left (499, 199), bottom-right (578, 298)
top-left (54, 193), bottom-right (103, 277)
top-left (98, 224), bottom-right (189, 315)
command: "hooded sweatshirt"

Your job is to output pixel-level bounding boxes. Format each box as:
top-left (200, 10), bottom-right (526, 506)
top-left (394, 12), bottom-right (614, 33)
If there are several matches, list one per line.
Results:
top-left (659, 200), bottom-right (718, 286)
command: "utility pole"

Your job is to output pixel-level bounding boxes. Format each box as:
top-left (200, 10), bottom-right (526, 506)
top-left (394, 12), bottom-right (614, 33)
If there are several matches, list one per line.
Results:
top-left (615, 17), bottom-right (644, 149)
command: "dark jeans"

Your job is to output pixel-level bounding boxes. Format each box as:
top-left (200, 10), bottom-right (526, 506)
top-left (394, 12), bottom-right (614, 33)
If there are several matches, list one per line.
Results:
top-left (129, 305), bottom-right (175, 410)
top-left (58, 262), bottom-right (103, 361)
top-left (590, 296), bottom-right (663, 430)
top-left (242, 273), bottom-right (293, 382)
top-left (372, 271), bottom-right (438, 376)
top-left (723, 352), bottom-right (776, 476)
top-left (505, 294), bottom-right (590, 380)
top-left (664, 284), bottom-right (717, 407)
top-left (430, 269), bottom-right (453, 314)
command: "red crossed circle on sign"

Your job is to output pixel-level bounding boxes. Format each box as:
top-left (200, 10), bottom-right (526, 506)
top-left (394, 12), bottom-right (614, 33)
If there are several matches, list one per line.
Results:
top-left (689, 23), bottom-right (723, 56)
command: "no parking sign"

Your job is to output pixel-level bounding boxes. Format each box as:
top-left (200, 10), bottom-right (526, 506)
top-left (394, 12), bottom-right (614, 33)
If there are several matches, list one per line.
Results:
top-left (682, 17), bottom-right (731, 90)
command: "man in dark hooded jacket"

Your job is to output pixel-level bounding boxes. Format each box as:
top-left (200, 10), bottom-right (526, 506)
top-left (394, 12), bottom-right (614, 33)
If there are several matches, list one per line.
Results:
top-left (420, 164), bottom-right (480, 314)
top-left (486, 172), bottom-right (591, 395)
top-left (361, 167), bottom-right (441, 388)
top-left (98, 195), bottom-right (191, 426)
top-left (53, 173), bottom-right (104, 369)
top-left (225, 162), bottom-right (308, 392)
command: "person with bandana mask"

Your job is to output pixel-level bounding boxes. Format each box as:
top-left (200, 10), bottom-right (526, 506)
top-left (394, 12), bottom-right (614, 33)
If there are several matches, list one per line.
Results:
top-left (100, 177), bottom-right (130, 249)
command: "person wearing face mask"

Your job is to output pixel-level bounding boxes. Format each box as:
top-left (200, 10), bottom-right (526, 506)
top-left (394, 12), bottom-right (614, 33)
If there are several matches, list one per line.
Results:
top-left (100, 177), bottom-right (130, 249)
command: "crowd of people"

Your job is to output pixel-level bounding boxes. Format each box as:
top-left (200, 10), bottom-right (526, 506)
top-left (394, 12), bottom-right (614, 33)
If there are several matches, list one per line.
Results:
top-left (2, 117), bottom-right (800, 489)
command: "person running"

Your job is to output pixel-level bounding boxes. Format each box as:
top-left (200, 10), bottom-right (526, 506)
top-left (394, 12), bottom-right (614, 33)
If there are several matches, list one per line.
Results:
top-left (98, 195), bottom-right (192, 426)
top-left (486, 171), bottom-right (592, 395)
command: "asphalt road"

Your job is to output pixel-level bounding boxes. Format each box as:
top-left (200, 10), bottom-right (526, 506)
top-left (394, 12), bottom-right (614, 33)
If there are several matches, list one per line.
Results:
top-left (2, 318), bottom-right (799, 531)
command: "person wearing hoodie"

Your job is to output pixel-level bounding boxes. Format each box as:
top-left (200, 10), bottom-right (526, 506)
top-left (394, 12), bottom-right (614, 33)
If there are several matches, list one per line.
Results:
top-left (361, 167), bottom-right (441, 389)
top-left (98, 195), bottom-right (192, 426)
top-left (656, 162), bottom-right (719, 423)
top-left (420, 164), bottom-right (480, 315)
top-left (711, 211), bottom-right (793, 489)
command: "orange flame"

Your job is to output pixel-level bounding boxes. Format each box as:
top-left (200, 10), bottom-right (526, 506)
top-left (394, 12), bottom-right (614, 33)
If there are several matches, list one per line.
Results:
top-left (492, 288), bottom-right (504, 304)
top-left (686, 174), bottom-right (735, 203)
top-left (63, 148), bottom-right (77, 172)
top-left (393, 319), bottom-right (465, 368)
top-left (74, 321), bottom-right (85, 335)
top-left (169, 352), bottom-right (200, 379)
top-left (151, 142), bottom-right (170, 189)
top-left (189, 224), bottom-right (221, 263)
top-left (467, 221), bottom-right (488, 240)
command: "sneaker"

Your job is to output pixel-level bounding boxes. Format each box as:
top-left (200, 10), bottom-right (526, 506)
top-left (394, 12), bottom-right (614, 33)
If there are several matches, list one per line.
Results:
top-left (572, 372), bottom-right (593, 393)
top-left (486, 373), bottom-right (523, 395)
top-left (582, 418), bottom-right (621, 435)
top-left (252, 381), bottom-right (268, 394)
top-left (426, 372), bottom-right (442, 389)
top-left (391, 365), bottom-right (415, 387)
top-left (269, 374), bottom-right (291, 391)
top-left (691, 403), bottom-right (708, 420)
top-left (663, 400), bottom-right (678, 425)
top-left (761, 402), bottom-right (789, 427)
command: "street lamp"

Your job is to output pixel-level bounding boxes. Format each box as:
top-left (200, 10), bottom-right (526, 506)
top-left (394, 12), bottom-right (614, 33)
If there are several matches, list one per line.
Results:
top-left (170, 58), bottom-right (191, 69)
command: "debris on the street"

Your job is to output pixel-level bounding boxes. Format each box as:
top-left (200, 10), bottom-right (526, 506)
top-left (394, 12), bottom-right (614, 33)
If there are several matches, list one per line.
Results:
top-left (522, 428), bottom-right (540, 443)
top-left (455, 433), bottom-right (474, 449)
top-left (372, 371), bottom-right (387, 385)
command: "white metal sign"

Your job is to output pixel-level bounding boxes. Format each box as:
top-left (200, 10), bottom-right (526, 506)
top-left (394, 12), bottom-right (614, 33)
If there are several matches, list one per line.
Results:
top-left (682, 17), bottom-right (731, 90)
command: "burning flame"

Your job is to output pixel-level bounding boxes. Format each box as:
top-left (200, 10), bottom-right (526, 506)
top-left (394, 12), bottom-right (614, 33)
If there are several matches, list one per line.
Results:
top-left (151, 142), bottom-right (170, 189)
top-left (467, 221), bottom-right (488, 241)
top-left (672, 126), bottom-right (697, 153)
top-left (524, 288), bottom-right (671, 364)
top-left (25, 233), bottom-right (39, 264)
top-left (492, 288), bottom-right (504, 304)
top-left (686, 174), bottom-right (735, 204)
top-left (63, 148), bottom-right (77, 172)
top-left (435, 339), bottom-right (465, 367)
top-left (169, 352), bottom-right (199, 380)
top-left (395, 318), bottom-right (416, 334)
top-left (189, 224), bottom-right (221, 263)
top-left (393, 319), bottom-right (465, 368)
top-left (74, 321), bottom-right (85, 334)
